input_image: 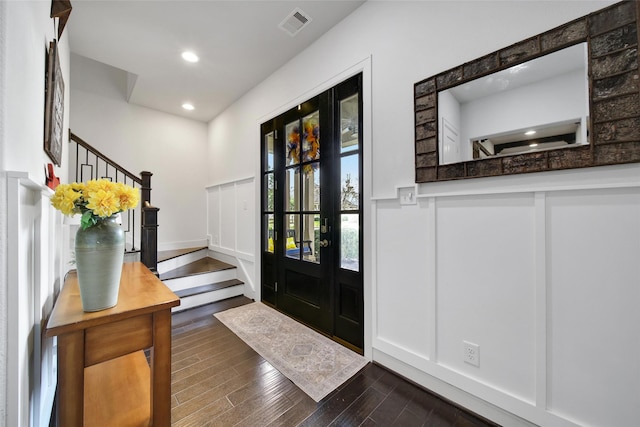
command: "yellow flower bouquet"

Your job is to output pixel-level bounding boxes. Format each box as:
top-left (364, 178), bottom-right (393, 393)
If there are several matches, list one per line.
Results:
top-left (50, 179), bottom-right (140, 229)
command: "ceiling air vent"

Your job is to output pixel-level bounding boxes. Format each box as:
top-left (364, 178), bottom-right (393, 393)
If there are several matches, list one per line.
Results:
top-left (279, 8), bottom-right (311, 37)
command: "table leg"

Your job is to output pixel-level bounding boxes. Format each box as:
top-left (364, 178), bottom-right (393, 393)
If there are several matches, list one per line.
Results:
top-left (151, 309), bottom-right (172, 426)
top-left (57, 330), bottom-right (85, 426)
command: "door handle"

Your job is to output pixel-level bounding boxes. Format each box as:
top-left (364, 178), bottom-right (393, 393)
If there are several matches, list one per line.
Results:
top-left (319, 239), bottom-right (330, 247)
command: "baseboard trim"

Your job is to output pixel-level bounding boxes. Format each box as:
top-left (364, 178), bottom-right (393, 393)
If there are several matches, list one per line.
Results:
top-left (372, 349), bottom-right (537, 427)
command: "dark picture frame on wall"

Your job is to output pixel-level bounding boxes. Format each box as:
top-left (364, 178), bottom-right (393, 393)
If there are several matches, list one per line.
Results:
top-left (44, 40), bottom-right (64, 166)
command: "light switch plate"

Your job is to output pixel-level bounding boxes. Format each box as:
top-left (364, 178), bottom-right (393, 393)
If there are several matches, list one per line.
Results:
top-left (398, 186), bottom-right (418, 205)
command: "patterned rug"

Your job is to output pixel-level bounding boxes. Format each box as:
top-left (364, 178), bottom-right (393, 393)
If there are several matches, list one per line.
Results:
top-left (214, 302), bottom-right (368, 402)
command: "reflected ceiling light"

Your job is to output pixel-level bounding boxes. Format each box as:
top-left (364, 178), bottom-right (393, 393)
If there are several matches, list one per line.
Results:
top-left (181, 51), bottom-right (199, 63)
top-left (182, 103), bottom-right (195, 111)
top-left (529, 143), bottom-right (538, 148)
top-left (525, 130), bottom-right (536, 136)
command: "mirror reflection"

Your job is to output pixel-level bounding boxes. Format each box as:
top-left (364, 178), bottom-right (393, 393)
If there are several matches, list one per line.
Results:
top-left (438, 43), bottom-right (589, 165)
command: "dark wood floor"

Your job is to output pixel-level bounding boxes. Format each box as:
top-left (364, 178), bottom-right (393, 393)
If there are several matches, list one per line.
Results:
top-left (171, 297), bottom-right (498, 427)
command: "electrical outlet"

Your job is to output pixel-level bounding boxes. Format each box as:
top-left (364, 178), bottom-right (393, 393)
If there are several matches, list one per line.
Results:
top-left (463, 341), bottom-right (480, 367)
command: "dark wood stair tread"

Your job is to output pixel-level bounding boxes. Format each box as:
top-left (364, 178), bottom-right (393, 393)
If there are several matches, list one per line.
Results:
top-left (174, 279), bottom-right (244, 298)
top-left (158, 246), bottom-right (207, 263)
top-left (159, 257), bottom-right (235, 281)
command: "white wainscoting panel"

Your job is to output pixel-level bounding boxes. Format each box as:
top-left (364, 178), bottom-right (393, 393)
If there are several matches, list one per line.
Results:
top-left (371, 171), bottom-right (640, 427)
top-left (234, 178), bottom-right (255, 256)
top-left (546, 188), bottom-right (640, 426)
top-left (374, 199), bottom-right (431, 359)
top-left (7, 172), bottom-right (60, 427)
top-left (435, 193), bottom-right (536, 403)
top-left (207, 183), bottom-right (220, 246)
top-left (219, 183), bottom-right (237, 251)
top-left (206, 177), bottom-right (256, 296)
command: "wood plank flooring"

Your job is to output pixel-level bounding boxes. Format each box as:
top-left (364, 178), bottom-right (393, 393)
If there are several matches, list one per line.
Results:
top-left (171, 297), bottom-right (499, 427)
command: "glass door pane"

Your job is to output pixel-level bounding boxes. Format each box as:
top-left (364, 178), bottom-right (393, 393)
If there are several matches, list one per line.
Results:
top-left (286, 167), bottom-right (300, 211)
top-left (303, 213), bottom-right (320, 263)
top-left (263, 131), bottom-right (275, 253)
top-left (284, 213), bottom-right (300, 259)
top-left (265, 214), bottom-right (274, 253)
top-left (285, 120), bottom-right (300, 166)
top-left (340, 94), bottom-right (359, 154)
top-left (340, 155), bottom-right (359, 210)
top-left (265, 131), bottom-right (275, 170)
top-left (339, 94), bottom-right (360, 272)
top-left (303, 168), bottom-right (320, 211)
top-left (340, 214), bottom-right (359, 270)
top-left (302, 112), bottom-right (320, 162)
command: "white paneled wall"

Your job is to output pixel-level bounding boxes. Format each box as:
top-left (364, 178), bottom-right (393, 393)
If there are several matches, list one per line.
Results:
top-left (546, 188), bottom-right (640, 426)
top-left (373, 172), bottom-right (640, 427)
top-left (436, 194), bottom-right (536, 403)
top-left (374, 200), bottom-right (431, 358)
top-left (6, 172), bottom-right (60, 427)
top-left (235, 179), bottom-right (255, 256)
top-left (206, 177), bottom-right (256, 298)
top-left (219, 184), bottom-right (237, 250)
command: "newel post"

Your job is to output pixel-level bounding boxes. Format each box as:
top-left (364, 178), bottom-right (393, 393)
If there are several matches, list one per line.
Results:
top-left (140, 171), bottom-right (159, 275)
top-left (140, 171), bottom-right (153, 205)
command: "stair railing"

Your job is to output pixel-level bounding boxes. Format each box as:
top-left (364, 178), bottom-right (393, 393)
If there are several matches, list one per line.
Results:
top-left (69, 131), bottom-right (158, 273)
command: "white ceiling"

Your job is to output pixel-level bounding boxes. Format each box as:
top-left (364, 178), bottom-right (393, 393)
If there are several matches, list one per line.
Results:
top-left (67, 1), bottom-right (365, 122)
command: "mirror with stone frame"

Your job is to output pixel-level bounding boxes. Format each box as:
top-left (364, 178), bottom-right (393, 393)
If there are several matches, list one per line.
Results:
top-left (414, 1), bottom-right (640, 183)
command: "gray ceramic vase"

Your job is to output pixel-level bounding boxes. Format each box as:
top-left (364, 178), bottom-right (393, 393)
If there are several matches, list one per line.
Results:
top-left (75, 215), bottom-right (125, 312)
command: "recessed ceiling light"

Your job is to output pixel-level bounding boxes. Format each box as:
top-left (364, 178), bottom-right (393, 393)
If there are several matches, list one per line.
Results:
top-left (182, 103), bottom-right (195, 111)
top-left (181, 51), bottom-right (199, 63)
top-left (525, 130), bottom-right (536, 136)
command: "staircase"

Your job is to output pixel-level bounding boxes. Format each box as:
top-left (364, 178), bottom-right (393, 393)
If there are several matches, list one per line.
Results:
top-left (157, 247), bottom-right (245, 312)
top-left (67, 132), bottom-right (241, 303)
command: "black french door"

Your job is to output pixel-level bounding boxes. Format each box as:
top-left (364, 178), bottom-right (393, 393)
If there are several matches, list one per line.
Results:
top-left (261, 74), bottom-right (363, 351)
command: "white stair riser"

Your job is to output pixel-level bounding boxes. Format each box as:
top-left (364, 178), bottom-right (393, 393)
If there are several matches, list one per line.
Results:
top-left (172, 285), bottom-right (245, 312)
top-left (157, 250), bottom-right (208, 275)
top-left (163, 269), bottom-right (237, 292)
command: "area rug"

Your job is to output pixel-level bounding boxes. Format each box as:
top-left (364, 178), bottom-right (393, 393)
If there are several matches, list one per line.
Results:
top-left (214, 302), bottom-right (368, 402)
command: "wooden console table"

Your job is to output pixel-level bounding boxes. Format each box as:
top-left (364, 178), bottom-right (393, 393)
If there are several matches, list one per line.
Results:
top-left (46, 262), bottom-right (180, 426)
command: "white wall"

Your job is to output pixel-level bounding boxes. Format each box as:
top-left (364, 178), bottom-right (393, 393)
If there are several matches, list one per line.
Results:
top-left (0, 2), bottom-right (7, 423)
top-left (1, 1), bottom-right (71, 425)
top-left (70, 54), bottom-right (209, 250)
top-left (206, 1), bottom-right (640, 426)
